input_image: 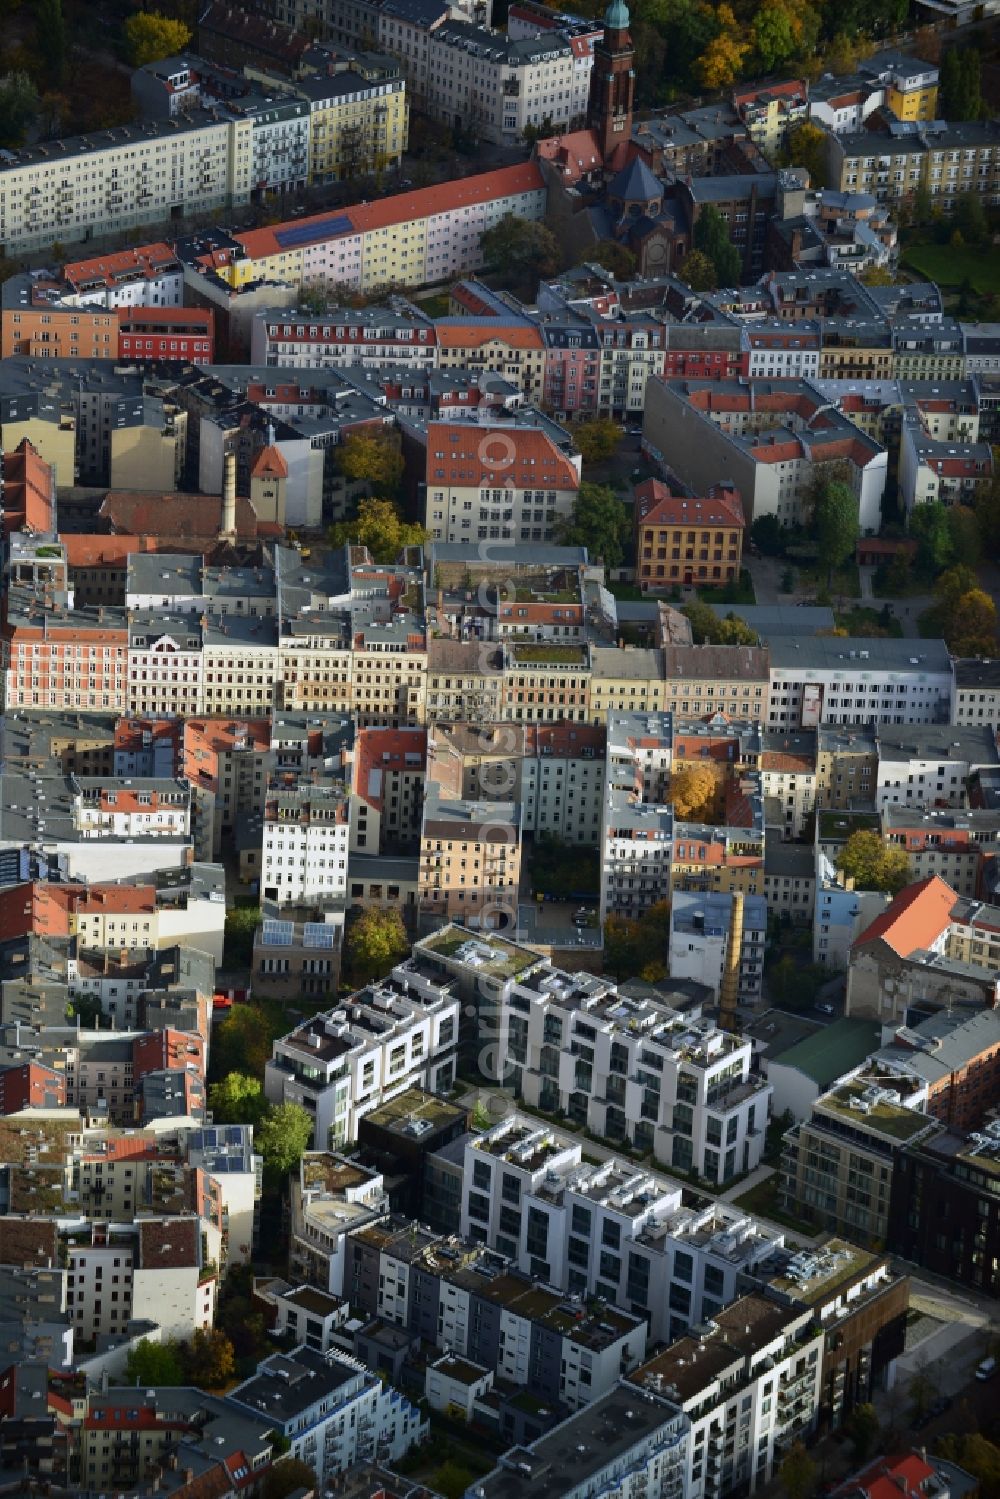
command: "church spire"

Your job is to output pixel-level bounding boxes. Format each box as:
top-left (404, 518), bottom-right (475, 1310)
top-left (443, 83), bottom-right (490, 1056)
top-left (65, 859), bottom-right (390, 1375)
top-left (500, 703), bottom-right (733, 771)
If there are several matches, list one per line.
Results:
top-left (588, 0), bottom-right (635, 164)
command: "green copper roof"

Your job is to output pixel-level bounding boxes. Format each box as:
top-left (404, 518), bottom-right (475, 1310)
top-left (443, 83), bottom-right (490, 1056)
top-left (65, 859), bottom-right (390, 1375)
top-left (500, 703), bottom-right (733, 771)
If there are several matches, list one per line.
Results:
top-left (604, 0), bottom-right (630, 29)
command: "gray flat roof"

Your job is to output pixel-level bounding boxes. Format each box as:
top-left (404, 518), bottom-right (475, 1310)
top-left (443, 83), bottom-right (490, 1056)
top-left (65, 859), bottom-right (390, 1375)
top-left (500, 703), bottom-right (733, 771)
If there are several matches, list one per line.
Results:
top-left (769, 635), bottom-right (951, 674)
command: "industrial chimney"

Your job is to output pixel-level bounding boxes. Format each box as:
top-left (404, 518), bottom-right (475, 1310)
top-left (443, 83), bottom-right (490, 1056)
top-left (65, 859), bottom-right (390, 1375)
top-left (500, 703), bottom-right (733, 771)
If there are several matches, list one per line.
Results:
top-left (220, 451), bottom-right (237, 536)
top-left (718, 890), bottom-right (743, 1034)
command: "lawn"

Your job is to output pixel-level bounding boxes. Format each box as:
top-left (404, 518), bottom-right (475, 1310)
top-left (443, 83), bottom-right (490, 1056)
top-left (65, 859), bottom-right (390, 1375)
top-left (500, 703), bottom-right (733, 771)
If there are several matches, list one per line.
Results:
top-left (696, 569), bottom-right (756, 605)
top-left (901, 242), bottom-right (1000, 296)
top-left (797, 561), bottom-right (861, 599)
top-left (729, 1175), bottom-right (816, 1240)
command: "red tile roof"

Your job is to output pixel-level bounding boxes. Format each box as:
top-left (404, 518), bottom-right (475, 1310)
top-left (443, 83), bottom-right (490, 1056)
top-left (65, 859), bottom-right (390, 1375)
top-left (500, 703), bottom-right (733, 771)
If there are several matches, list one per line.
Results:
top-left (251, 444), bottom-right (289, 480)
top-left (831, 1454), bottom-right (938, 1499)
top-left (235, 163), bottom-right (545, 261)
top-left (436, 324), bottom-right (544, 351)
top-left (426, 422), bottom-right (579, 491)
top-left (852, 875), bottom-right (957, 958)
top-left (635, 479), bottom-right (744, 530)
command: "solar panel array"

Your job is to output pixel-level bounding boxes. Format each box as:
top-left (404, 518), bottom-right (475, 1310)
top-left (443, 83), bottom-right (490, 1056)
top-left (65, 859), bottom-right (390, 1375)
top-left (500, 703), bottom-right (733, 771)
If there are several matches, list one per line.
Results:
top-left (262, 918), bottom-right (294, 947)
top-left (304, 922), bottom-right (336, 949)
top-left (274, 214), bottom-right (354, 249)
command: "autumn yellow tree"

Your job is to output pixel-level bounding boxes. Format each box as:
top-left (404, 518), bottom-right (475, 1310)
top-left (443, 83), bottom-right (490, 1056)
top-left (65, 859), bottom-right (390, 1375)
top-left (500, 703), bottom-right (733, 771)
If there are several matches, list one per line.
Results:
top-left (337, 428), bottom-right (405, 494)
top-left (124, 11), bottom-right (192, 66)
top-left (696, 21), bottom-right (749, 91)
top-left (670, 762), bottom-right (725, 823)
top-left (328, 497), bottom-right (427, 564)
top-left (949, 589), bottom-right (998, 657)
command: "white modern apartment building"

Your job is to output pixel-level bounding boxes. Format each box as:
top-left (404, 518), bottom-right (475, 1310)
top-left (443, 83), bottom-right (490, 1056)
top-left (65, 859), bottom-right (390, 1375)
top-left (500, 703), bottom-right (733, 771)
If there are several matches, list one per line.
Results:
top-left (260, 777), bottom-right (349, 907)
top-left (67, 1216), bottom-right (218, 1344)
top-left (264, 973), bottom-right (460, 1148)
top-left (767, 636), bottom-right (954, 730)
top-left (229, 1346), bottom-right (426, 1485)
top-left (460, 1117), bottom-right (784, 1345)
top-left (420, 23), bottom-right (592, 145)
top-left (250, 303), bottom-right (438, 370)
top-left (501, 963), bottom-right (771, 1184)
top-left (631, 1291), bottom-right (824, 1499)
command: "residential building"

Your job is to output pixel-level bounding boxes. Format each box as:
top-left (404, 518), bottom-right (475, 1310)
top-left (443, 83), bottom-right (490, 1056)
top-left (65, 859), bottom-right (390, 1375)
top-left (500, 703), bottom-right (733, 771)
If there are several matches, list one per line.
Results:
top-left (425, 639), bottom-right (504, 723)
top-left (874, 1008), bottom-right (1000, 1135)
top-left (475, 1384), bottom-right (690, 1499)
top-left (898, 406), bottom-right (993, 512)
top-left (183, 716), bottom-right (272, 860)
top-left (628, 1293), bottom-right (824, 1499)
top-left (251, 303), bottom-right (438, 370)
top-left (767, 636), bottom-right (953, 730)
top-left (344, 1223), bottom-right (647, 1410)
top-left (764, 834), bottom-right (815, 926)
top-left (874, 723), bottom-right (998, 811)
top-left (634, 482), bottom-right (744, 593)
top-left (203, 162), bottom-right (547, 296)
top-left (643, 376), bottom-right (886, 531)
top-left (659, 645), bottom-right (771, 721)
top-left (733, 79), bottom-right (808, 158)
top-left (882, 807), bottom-right (998, 899)
top-left (422, 419), bottom-right (581, 545)
top-left (760, 730), bottom-right (817, 839)
top-left (815, 725), bottom-right (878, 808)
top-left (228, 1346), bottom-right (426, 1483)
top-left (260, 775), bottom-right (350, 908)
top-left (67, 1216), bottom-right (218, 1344)
top-left (825, 119), bottom-right (1000, 212)
top-left (889, 1120), bottom-right (1000, 1297)
top-left (953, 658), bottom-right (1000, 726)
top-left (264, 976), bottom-right (459, 1148)
top-left (779, 1075), bottom-right (937, 1246)
top-left (289, 1153), bottom-right (390, 1292)
top-left (669, 891), bottom-right (766, 1005)
top-left (418, 783), bottom-right (521, 929)
top-left (294, 65), bottom-right (408, 181)
top-left (762, 1017), bottom-right (881, 1121)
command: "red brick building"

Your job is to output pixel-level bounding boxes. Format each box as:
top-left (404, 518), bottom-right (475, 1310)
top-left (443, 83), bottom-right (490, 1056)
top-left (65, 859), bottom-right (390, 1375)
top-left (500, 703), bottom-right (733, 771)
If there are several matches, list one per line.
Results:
top-left (118, 307), bottom-right (214, 363)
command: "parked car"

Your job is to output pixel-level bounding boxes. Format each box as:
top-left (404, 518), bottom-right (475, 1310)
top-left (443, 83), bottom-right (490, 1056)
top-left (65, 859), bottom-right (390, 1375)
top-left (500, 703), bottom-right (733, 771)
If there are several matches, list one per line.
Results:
top-left (976, 1356), bottom-right (997, 1381)
top-left (815, 1002), bottom-right (835, 1016)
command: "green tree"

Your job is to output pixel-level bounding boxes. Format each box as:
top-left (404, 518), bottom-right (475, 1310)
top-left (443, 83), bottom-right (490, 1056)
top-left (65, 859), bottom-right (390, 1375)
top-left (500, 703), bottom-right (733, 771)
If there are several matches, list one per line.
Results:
top-left (343, 906), bottom-right (409, 986)
top-left (35, 0), bottom-right (67, 86)
top-left (183, 1328), bottom-right (236, 1389)
top-left (752, 5), bottom-right (797, 74)
top-left (557, 482), bottom-right (629, 569)
top-left (328, 496), bottom-right (427, 563)
top-left (812, 479), bottom-right (859, 587)
top-left (975, 462), bottom-right (1000, 554)
top-left (679, 248), bottom-right (717, 292)
top-left (836, 829), bottom-right (911, 895)
top-left (255, 1102), bottom-right (314, 1186)
top-left (694, 205), bottom-right (742, 287)
top-left (781, 565), bottom-right (796, 593)
top-left (124, 10), bottom-right (193, 66)
top-left (681, 600), bottom-right (756, 645)
top-left (935, 563), bottom-right (980, 613)
top-left (212, 1004), bottom-right (286, 1082)
top-left (223, 902), bottom-right (259, 968)
top-left (0, 73), bottom-right (39, 148)
top-left (859, 264), bottom-right (894, 287)
top-left (939, 46), bottom-right (981, 121)
top-left (784, 121), bottom-right (829, 189)
top-left (955, 190), bottom-right (986, 244)
top-left (847, 1402), bottom-right (881, 1462)
top-left (480, 213), bottom-right (562, 282)
top-left (336, 429), bottom-right (405, 495)
top-left (433, 1462), bottom-right (476, 1499)
top-left (572, 418), bottom-right (623, 466)
top-left (603, 901), bottom-right (671, 983)
top-left (936, 1435), bottom-right (1000, 1499)
top-left (780, 1441), bottom-right (818, 1499)
top-left (126, 1338), bottom-right (185, 1386)
top-left (913, 173), bottom-right (933, 228)
top-left (579, 240), bottom-right (636, 279)
top-left (947, 504), bottom-right (982, 568)
top-left (908, 500), bottom-right (954, 575)
top-left (262, 1460), bottom-right (321, 1499)
top-left (751, 514), bottom-right (785, 555)
top-left (208, 1072), bottom-right (266, 1126)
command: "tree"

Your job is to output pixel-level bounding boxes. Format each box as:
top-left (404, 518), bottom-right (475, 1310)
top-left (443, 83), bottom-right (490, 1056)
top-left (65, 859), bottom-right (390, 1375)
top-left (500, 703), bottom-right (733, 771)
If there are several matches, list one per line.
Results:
top-left (579, 240), bottom-right (636, 279)
top-left (908, 500), bottom-right (954, 576)
top-left (784, 121), bottom-right (829, 189)
top-left (813, 480), bottom-right (859, 587)
top-left (0, 73), bottom-right (39, 148)
top-left (670, 761), bottom-right (724, 822)
top-left (836, 830), bottom-right (911, 895)
top-left (602, 901), bottom-right (671, 983)
top-left (939, 46), bottom-right (981, 122)
top-left (975, 464), bottom-right (1000, 554)
top-left (780, 1441), bottom-right (818, 1499)
top-left (716, 613), bottom-right (758, 645)
top-left (752, 5), bottom-right (798, 75)
top-left (433, 1462), bottom-right (477, 1499)
top-left (768, 954), bottom-right (830, 1010)
top-left (955, 190), bottom-right (987, 245)
top-left (224, 902), bottom-right (259, 968)
top-left (124, 10), bottom-right (192, 66)
top-left (695, 30), bottom-right (749, 92)
top-left (183, 1328), bottom-right (236, 1389)
top-left (262, 1460), bottom-right (320, 1499)
top-left (336, 430), bottom-right (405, 495)
top-left (859, 264), bottom-right (893, 286)
top-left (949, 589), bottom-right (998, 657)
top-left (935, 563), bottom-right (979, 613)
top-left (572, 418), bottom-right (623, 467)
top-left (208, 1073), bottom-right (266, 1126)
top-left (35, 0), bottom-right (67, 86)
top-left (947, 504), bottom-right (982, 568)
top-left (694, 205), bottom-right (742, 288)
top-left (936, 1435), bottom-right (1000, 1499)
top-left (480, 213), bottom-right (562, 282)
top-left (343, 906), bottom-right (409, 986)
top-left (679, 249), bottom-right (717, 292)
top-left (847, 1402), bottom-right (881, 1463)
top-left (751, 514), bottom-right (785, 556)
top-left (212, 1004), bottom-right (286, 1082)
top-left (557, 482), bottom-right (629, 570)
top-left (255, 1102), bottom-right (314, 1186)
top-left (681, 601), bottom-right (756, 646)
top-left (328, 497), bottom-right (427, 564)
top-left (126, 1338), bottom-right (185, 1386)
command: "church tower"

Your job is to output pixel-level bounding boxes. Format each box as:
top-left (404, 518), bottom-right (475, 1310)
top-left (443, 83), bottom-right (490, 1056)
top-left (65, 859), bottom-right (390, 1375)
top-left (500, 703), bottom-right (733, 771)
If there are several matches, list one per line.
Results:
top-left (588, 0), bottom-right (635, 166)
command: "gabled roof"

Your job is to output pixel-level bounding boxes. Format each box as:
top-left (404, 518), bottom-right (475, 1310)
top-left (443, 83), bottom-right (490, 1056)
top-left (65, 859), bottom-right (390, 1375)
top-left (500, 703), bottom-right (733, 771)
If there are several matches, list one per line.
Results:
top-left (852, 875), bottom-right (957, 959)
top-left (251, 444), bottom-right (289, 480)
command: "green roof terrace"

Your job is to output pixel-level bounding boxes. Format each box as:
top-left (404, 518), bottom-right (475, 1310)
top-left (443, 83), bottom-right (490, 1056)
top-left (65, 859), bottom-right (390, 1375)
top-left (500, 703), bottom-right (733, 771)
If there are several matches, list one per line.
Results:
top-left (818, 1078), bottom-right (933, 1143)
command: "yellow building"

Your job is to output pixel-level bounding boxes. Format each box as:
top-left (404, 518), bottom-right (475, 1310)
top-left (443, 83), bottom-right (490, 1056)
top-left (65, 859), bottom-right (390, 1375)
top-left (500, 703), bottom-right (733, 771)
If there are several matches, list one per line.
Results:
top-left (882, 56), bottom-right (938, 121)
top-left (588, 646), bottom-right (667, 722)
top-left (299, 68), bottom-right (408, 182)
